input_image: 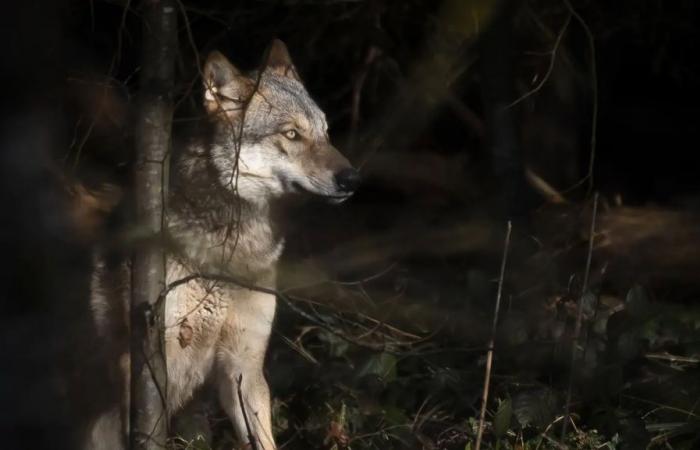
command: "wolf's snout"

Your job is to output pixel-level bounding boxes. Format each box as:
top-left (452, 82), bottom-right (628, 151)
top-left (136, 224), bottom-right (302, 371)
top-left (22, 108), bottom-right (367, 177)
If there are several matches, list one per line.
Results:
top-left (334, 168), bottom-right (361, 193)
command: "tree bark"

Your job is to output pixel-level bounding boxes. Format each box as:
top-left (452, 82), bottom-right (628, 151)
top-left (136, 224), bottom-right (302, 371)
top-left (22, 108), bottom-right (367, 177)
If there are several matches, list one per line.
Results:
top-left (131, 1), bottom-right (177, 449)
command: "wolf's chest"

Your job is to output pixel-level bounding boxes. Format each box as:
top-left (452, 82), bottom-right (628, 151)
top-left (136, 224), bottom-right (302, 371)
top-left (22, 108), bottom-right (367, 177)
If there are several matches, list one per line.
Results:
top-left (160, 259), bottom-right (277, 409)
top-left (162, 263), bottom-right (231, 407)
top-left (164, 277), bottom-right (230, 347)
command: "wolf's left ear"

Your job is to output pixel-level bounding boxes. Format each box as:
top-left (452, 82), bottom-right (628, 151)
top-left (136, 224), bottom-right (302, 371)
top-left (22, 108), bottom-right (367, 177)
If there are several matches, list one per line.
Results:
top-left (262, 39), bottom-right (301, 82)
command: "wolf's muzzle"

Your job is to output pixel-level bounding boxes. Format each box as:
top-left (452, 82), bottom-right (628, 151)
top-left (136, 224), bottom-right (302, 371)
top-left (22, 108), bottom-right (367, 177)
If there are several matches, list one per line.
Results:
top-left (334, 168), bottom-right (361, 193)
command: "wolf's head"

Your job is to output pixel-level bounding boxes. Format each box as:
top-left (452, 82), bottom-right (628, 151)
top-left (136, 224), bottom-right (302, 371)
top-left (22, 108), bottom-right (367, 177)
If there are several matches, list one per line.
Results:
top-left (202, 40), bottom-right (359, 206)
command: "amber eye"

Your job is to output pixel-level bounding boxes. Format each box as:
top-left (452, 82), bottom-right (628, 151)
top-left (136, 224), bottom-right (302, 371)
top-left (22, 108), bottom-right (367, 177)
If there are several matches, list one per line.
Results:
top-left (283, 129), bottom-right (299, 140)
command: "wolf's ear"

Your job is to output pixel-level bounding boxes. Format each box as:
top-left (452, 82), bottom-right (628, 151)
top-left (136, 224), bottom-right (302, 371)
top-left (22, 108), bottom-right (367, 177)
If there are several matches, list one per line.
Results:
top-left (204, 51), bottom-right (241, 89)
top-left (262, 39), bottom-right (301, 82)
top-left (203, 51), bottom-right (252, 114)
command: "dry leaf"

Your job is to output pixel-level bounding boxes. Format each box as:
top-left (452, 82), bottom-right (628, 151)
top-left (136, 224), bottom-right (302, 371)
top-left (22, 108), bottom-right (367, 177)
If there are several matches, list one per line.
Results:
top-left (178, 318), bottom-right (193, 348)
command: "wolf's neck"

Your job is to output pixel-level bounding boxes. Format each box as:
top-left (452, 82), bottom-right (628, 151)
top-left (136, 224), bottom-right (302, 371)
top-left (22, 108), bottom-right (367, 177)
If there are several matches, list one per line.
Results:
top-left (167, 145), bottom-right (284, 281)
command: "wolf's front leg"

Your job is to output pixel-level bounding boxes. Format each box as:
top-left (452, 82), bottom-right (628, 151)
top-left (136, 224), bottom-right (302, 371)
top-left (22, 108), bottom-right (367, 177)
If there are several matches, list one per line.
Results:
top-left (217, 290), bottom-right (277, 449)
top-left (218, 366), bottom-right (275, 449)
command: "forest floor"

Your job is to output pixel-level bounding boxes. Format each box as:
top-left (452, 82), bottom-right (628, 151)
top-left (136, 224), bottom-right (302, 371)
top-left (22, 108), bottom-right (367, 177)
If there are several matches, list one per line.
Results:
top-left (170, 197), bottom-right (700, 450)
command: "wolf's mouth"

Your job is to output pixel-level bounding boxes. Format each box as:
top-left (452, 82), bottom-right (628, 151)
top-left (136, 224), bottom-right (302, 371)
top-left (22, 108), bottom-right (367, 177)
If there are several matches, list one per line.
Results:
top-left (326, 194), bottom-right (352, 204)
top-left (290, 180), bottom-right (352, 203)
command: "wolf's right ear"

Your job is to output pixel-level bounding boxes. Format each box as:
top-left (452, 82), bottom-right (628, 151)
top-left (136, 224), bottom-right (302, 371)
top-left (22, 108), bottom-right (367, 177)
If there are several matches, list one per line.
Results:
top-left (203, 51), bottom-right (251, 114)
top-left (203, 51), bottom-right (241, 89)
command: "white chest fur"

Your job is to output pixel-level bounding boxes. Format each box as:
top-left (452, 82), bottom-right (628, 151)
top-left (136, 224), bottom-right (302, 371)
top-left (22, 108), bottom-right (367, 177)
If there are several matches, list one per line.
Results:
top-left (162, 238), bottom-right (279, 411)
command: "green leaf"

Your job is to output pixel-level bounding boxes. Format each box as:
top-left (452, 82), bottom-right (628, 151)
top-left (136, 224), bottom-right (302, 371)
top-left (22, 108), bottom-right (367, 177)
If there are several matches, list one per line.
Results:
top-left (493, 397), bottom-right (513, 439)
top-left (358, 352), bottom-right (398, 382)
top-left (318, 330), bottom-right (350, 358)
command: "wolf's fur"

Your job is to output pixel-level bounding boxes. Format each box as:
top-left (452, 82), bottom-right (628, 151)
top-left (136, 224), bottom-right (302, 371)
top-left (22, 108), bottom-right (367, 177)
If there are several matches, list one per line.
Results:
top-left (86, 40), bottom-right (357, 449)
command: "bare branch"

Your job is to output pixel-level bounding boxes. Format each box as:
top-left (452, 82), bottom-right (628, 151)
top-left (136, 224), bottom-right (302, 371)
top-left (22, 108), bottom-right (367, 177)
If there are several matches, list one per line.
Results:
top-left (560, 0), bottom-right (599, 196)
top-left (475, 221), bottom-right (513, 450)
top-left (237, 375), bottom-right (260, 450)
top-left (157, 271), bottom-right (422, 354)
top-left (505, 14), bottom-right (571, 109)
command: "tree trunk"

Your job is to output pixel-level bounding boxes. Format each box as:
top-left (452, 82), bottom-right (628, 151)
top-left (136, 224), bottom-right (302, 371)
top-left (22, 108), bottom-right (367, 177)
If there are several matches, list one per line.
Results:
top-left (130, 1), bottom-right (177, 449)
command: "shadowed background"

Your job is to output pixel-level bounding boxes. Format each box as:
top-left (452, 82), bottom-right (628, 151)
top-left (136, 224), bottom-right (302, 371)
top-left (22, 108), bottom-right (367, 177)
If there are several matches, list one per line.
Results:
top-left (1, 1), bottom-right (699, 449)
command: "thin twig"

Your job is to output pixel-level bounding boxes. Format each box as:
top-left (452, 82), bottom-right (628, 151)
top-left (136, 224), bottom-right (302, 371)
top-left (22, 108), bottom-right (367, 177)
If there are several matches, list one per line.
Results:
top-left (279, 262), bottom-right (397, 293)
top-left (564, 0), bottom-right (598, 195)
top-left (237, 374), bottom-right (260, 450)
top-left (475, 221), bottom-right (513, 450)
top-left (506, 14), bottom-right (571, 109)
top-left (622, 394), bottom-right (700, 419)
top-left (157, 272), bottom-right (404, 352)
top-left (174, 0), bottom-right (203, 106)
top-left (561, 192), bottom-right (598, 440)
top-left (581, 194), bottom-right (598, 290)
top-left (350, 45), bottom-right (381, 150)
top-left (535, 415), bottom-right (567, 450)
top-left (559, 0), bottom-right (599, 196)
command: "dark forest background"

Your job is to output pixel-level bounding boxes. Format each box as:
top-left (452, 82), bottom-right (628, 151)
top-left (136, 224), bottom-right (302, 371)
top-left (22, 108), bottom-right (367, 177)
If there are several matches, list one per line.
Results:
top-left (1, 1), bottom-right (700, 449)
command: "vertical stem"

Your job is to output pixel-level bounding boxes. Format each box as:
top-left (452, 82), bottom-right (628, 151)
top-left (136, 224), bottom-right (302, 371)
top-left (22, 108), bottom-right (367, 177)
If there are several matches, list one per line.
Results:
top-left (561, 192), bottom-right (599, 440)
top-left (131, 0), bottom-right (177, 448)
top-left (475, 221), bottom-right (513, 450)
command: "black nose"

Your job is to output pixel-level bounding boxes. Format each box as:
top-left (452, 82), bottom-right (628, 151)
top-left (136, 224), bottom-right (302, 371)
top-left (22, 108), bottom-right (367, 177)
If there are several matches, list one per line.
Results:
top-left (334, 168), bottom-right (361, 193)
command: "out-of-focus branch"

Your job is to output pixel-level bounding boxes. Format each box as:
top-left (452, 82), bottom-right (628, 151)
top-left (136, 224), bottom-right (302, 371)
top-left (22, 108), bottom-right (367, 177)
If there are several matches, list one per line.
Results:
top-left (349, 45), bottom-right (381, 150)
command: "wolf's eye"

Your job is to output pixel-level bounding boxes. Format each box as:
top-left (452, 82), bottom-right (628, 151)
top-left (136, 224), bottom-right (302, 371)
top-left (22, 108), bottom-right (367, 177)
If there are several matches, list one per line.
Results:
top-left (283, 129), bottom-right (299, 141)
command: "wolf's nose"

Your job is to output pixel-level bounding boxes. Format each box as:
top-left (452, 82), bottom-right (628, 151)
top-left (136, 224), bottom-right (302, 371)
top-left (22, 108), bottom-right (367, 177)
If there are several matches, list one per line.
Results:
top-left (335, 168), bottom-right (361, 193)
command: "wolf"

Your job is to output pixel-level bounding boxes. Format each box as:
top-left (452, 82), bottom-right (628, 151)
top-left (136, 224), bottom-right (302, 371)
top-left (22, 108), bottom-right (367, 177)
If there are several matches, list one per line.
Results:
top-left (86, 40), bottom-right (360, 449)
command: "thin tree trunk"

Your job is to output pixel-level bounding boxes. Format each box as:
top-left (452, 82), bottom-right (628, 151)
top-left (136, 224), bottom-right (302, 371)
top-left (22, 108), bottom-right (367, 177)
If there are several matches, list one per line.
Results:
top-left (131, 0), bottom-right (177, 448)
